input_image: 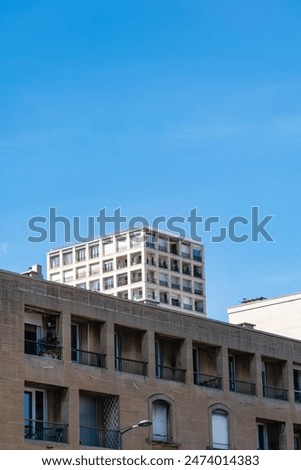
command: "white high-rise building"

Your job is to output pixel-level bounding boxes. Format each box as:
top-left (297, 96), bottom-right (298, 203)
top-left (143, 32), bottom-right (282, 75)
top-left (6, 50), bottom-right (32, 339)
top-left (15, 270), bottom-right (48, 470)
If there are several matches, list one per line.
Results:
top-left (47, 227), bottom-right (206, 316)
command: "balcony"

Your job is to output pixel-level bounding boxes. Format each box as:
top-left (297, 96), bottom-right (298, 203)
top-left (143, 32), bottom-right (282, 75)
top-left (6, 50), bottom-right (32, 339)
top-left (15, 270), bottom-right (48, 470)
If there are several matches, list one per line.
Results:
top-left (80, 426), bottom-right (119, 449)
top-left (170, 265), bottom-right (179, 272)
top-left (24, 419), bottom-right (68, 443)
top-left (146, 241), bottom-right (156, 249)
top-left (194, 373), bottom-right (222, 389)
top-left (229, 379), bottom-right (256, 395)
top-left (159, 261), bottom-right (168, 269)
top-left (183, 286), bottom-right (192, 293)
top-left (25, 338), bottom-right (62, 360)
top-left (263, 384), bottom-right (288, 401)
top-left (183, 303), bottom-right (193, 311)
top-left (158, 244), bottom-right (168, 252)
top-left (171, 283), bottom-right (180, 290)
top-left (115, 357), bottom-right (147, 376)
top-left (156, 364), bottom-right (186, 383)
top-left (72, 349), bottom-right (106, 368)
top-left (159, 280), bottom-right (169, 287)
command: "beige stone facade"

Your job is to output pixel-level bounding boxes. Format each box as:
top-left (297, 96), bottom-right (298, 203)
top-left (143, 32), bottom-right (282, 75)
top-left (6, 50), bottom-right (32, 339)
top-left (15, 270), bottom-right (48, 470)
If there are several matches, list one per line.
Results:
top-left (1, 268), bottom-right (301, 450)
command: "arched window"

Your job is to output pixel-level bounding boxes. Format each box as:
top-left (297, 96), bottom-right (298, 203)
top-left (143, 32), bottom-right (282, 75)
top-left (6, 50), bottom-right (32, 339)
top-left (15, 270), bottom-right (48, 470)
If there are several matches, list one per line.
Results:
top-left (152, 400), bottom-right (170, 442)
top-left (211, 410), bottom-right (230, 449)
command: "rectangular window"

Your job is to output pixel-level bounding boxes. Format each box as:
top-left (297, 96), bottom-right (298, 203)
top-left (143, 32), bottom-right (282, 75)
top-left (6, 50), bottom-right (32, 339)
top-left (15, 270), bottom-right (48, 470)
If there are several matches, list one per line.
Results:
top-left (294, 368), bottom-right (301, 403)
top-left (89, 280), bottom-right (100, 292)
top-left (63, 251), bottom-right (73, 265)
top-left (103, 240), bottom-right (114, 255)
top-left (212, 411), bottom-right (229, 449)
top-left (76, 248), bottom-right (86, 262)
top-left (90, 245), bottom-right (99, 259)
top-left (50, 255), bottom-right (60, 269)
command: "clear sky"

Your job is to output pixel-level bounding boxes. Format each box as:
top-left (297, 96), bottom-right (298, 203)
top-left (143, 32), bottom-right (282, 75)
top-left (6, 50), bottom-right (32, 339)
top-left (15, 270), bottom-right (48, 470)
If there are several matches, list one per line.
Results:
top-left (1, 0), bottom-right (301, 322)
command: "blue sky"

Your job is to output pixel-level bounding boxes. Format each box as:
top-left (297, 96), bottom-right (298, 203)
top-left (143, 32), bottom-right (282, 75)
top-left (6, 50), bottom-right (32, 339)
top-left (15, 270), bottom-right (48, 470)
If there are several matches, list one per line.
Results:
top-left (1, 0), bottom-right (301, 321)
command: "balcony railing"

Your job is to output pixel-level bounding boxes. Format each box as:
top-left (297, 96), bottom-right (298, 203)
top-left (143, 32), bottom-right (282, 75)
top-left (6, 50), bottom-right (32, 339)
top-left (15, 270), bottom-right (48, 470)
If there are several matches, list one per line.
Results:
top-left (156, 364), bottom-right (186, 383)
top-left (263, 384), bottom-right (288, 400)
top-left (183, 286), bottom-right (192, 292)
top-left (80, 426), bottom-right (119, 449)
top-left (115, 356), bottom-right (147, 376)
top-left (24, 419), bottom-right (68, 443)
top-left (72, 349), bottom-right (106, 368)
top-left (25, 339), bottom-right (62, 360)
top-left (194, 373), bottom-right (222, 389)
top-left (229, 379), bottom-right (256, 395)
top-left (183, 303), bottom-right (193, 311)
top-left (146, 241), bottom-right (156, 249)
top-left (171, 283), bottom-right (180, 290)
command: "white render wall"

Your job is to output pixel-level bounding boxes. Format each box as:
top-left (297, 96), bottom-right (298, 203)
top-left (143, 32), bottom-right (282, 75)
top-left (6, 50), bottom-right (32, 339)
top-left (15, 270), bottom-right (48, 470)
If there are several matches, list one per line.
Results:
top-left (46, 227), bottom-right (206, 317)
top-left (228, 292), bottom-right (301, 340)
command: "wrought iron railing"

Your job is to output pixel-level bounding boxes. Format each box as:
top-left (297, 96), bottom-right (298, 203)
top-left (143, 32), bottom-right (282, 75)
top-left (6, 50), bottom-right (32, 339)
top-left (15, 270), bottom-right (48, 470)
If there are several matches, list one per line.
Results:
top-left (194, 373), bottom-right (222, 389)
top-left (24, 419), bottom-right (68, 443)
top-left (115, 357), bottom-right (147, 376)
top-left (229, 379), bottom-right (256, 395)
top-left (24, 339), bottom-right (62, 359)
top-left (156, 364), bottom-right (186, 382)
top-left (72, 349), bottom-right (106, 368)
top-left (263, 384), bottom-right (288, 400)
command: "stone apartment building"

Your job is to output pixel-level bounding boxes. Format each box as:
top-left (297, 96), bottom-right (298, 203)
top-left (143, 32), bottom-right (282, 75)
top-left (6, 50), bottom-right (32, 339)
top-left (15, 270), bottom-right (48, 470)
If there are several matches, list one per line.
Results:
top-left (1, 268), bottom-right (301, 450)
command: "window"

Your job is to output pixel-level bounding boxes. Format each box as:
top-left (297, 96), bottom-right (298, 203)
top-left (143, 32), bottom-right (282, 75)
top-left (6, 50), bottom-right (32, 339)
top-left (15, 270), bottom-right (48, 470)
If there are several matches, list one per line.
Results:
top-left (89, 280), bottom-right (100, 292)
top-left (90, 244), bottom-right (99, 259)
top-left (117, 237), bottom-right (127, 252)
top-left (104, 276), bottom-right (114, 290)
top-left (76, 266), bottom-right (86, 279)
top-left (50, 255), bottom-right (60, 269)
top-left (50, 273), bottom-right (60, 282)
top-left (63, 270), bottom-right (73, 282)
top-left (63, 251), bottom-right (73, 265)
top-left (90, 263), bottom-right (100, 275)
top-left (76, 282), bottom-right (86, 289)
top-left (212, 410), bottom-right (229, 449)
top-left (76, 248), bottom-right (86, 262)
top-left (256, 420), bottom-right (282, 450)
top-left (103, 259), bottom-right (114, 272)
top-left (294, 367), bottom-right (301, 403)
top-left (152, 400), bottom-right (170, 442)
top-left (103, 240), bottom-right (114, 255)
top-left (24, 389), bottom-right (45, 439)
top-left (193, 247), bottom-right (202, 261)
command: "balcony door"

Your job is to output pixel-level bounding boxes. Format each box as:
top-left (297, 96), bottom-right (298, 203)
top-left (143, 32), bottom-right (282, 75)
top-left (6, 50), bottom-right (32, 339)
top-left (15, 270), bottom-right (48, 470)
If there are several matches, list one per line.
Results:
top-left (24, 389), bottom-right (45, 438)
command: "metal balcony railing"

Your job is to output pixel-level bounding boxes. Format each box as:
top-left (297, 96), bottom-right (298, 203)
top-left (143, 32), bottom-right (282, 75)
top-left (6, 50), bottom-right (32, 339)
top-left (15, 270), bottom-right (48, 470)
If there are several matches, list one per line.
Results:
top-left (115, 356), bottom-right (148, 376)
top-left (72, 349), bottom-right (106, 368)
top-left (194, 373), bottom-right (222, 389)
top-left (24, 419), bottom-right (68, 443)
top-left (24, 339), bottom-right (62, 360)
top-left (263, 384), bottom-right (288, 400)
top-left (156, 364), bottom-right (186, 383)
top-left (80, 426), bottom-right (119, 449)
top-left (229, 379), bottom-right (256, 395)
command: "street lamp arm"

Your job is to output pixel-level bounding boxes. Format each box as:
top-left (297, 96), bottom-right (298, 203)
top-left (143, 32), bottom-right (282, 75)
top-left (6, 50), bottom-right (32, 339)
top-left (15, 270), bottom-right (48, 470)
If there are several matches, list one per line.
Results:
top-left (119, 419), bottom-right (152, 436)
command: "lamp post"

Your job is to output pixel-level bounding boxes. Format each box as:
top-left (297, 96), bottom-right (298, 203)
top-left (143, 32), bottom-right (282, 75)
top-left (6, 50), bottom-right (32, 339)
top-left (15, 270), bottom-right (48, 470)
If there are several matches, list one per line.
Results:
top-left (119, 419), bottom-right (152, 449)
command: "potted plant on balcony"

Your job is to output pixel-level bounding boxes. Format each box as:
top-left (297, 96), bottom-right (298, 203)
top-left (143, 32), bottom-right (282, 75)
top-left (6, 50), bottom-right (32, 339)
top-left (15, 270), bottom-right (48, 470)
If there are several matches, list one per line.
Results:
top-left (39, 332), bottom-right (61, 359)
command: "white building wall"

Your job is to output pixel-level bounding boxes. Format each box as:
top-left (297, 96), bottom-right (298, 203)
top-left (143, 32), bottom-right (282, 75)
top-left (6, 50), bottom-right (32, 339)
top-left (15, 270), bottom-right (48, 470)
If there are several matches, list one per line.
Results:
top-left (228, 293), bottom-right (301, 340)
